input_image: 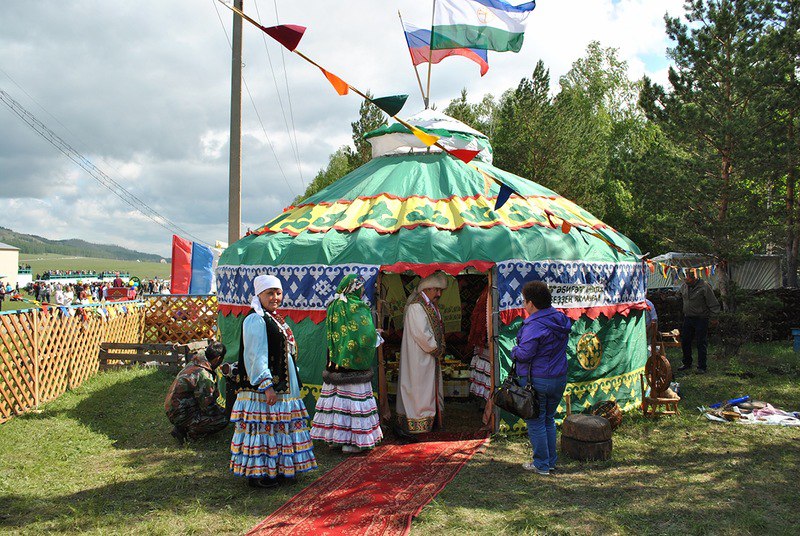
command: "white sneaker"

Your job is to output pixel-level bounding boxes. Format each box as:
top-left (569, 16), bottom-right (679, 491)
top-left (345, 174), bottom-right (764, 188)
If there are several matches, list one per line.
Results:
top-left (521, 461), bottom-right (550, 475)
top-left (342, 445), bottom-right (361, 454)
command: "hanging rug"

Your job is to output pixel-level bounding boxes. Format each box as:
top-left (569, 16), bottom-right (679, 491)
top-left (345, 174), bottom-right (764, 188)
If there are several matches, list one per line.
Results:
top-left (246, 433), bottom-right (489, 536)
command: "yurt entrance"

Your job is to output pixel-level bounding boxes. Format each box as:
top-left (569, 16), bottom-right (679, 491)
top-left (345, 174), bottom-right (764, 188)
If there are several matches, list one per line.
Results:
top-left (375, 269), bottom-right (496, 435)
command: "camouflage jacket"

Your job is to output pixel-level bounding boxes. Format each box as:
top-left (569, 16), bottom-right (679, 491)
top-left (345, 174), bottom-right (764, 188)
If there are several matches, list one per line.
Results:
top-left (164, 354), bottom-right (223, 424)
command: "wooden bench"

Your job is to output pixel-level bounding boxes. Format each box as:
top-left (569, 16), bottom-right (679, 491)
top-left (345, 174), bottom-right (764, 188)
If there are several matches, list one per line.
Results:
top-left (99, 340), bottom-right (211, 373)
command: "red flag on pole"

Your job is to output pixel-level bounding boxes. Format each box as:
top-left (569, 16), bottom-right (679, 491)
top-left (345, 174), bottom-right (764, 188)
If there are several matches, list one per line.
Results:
top-left (171, 235), bottom-right (193, 294)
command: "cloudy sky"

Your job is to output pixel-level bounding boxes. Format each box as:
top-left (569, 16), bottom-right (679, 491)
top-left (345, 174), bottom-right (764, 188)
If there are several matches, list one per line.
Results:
top-left (0, 0), bottom-right (684, 257)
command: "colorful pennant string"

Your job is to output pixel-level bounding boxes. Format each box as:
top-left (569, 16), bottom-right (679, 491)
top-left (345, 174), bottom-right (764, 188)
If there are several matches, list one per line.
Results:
top-left (409, 125), bottom-right (440, 146)
top-left (217, 2), bottom-right (560, 242)
top-left (369, 95), bottom-right (409, 117)
top-left (647, 260), bottom-right (718, 280)
top-left (495, 183), bottom-right (514, 210)
top-left (447, 149), bottom-right (481, 164)
top-left (263, 24), bottom-right (306, 51)
top-left (320, 68), bottom-right (349, 95)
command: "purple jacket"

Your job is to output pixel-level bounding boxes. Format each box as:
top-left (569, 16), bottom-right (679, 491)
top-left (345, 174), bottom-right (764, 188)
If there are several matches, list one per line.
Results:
top-left (511, 307), bottom-right (572, 379)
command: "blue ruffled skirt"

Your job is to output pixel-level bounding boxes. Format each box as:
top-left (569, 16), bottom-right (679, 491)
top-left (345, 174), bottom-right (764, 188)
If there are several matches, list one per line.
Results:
top-left (229, 390), bottom-right (318, 479)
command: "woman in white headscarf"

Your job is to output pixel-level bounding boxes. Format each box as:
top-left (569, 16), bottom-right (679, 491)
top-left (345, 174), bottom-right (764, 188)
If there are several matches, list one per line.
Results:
top-left (229, 274), bottom-right (317, 489)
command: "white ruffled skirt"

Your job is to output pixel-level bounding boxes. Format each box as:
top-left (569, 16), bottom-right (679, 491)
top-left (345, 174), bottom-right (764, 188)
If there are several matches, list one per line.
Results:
top-left (469, 349), bottom-right (492, 400)
top-left (310, 381), bottom-right (383, 449)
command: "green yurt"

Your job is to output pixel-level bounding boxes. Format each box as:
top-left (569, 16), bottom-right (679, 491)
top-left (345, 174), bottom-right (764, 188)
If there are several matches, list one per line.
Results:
top-left (216, 109), bottom-right (648, 432)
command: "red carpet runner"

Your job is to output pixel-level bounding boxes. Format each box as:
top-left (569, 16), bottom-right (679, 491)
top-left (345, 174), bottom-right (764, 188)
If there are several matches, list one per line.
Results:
top-left (247, 434), bottom-right (489, 536)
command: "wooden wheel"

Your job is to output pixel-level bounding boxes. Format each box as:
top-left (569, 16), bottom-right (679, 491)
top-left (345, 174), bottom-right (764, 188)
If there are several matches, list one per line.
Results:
top-left (645, 352), bottom-right (672, 396)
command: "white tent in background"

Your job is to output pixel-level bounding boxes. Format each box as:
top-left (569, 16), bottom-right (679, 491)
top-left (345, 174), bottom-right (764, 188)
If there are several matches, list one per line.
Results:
top-left (647, 252), bottom-right (782, 290)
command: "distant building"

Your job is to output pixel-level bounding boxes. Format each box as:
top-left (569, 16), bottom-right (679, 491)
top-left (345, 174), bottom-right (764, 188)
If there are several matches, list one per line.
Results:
top-left (0, 242), bottom-right (20, 287)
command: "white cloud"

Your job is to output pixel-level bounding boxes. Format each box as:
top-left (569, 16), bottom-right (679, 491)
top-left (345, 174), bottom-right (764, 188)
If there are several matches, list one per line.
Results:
top-left (0, 0), bottom-right (683, 256)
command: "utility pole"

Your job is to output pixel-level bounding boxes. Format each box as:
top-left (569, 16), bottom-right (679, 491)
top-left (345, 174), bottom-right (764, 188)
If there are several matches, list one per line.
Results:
top-left (228, 0), bottom-right (243, 245)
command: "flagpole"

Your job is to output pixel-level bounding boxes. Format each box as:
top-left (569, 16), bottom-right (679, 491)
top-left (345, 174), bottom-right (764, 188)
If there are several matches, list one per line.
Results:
top-left (425, 0), bottom-right (437, 109)
top-left (398, 11), bottom-right (426, 107)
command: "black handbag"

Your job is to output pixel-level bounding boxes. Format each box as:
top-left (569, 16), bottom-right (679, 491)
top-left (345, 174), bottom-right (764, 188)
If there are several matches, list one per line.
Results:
top-left (493, 362), bottom-right (540, 420)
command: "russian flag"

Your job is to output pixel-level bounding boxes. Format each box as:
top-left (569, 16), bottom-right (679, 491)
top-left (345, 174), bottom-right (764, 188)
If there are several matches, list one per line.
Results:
top-left (403, 22), bottom-right (489, 76)
top-left (170, 235), bottom-right (218, 294)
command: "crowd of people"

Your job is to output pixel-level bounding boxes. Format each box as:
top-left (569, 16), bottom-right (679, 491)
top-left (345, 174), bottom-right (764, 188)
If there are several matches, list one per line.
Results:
top-left (27, 281), bottom-right (142, 305)
top-left (164, 271), bottom-right (576, 488)
top-left (37, 269), bottom-right (102, 279)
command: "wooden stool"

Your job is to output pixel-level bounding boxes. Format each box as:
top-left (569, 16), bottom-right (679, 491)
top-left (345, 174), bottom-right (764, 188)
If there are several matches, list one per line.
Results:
top-left (640, 374), bottom-right (680, 417)
top-left (659, 329), bottom-right (681, 348)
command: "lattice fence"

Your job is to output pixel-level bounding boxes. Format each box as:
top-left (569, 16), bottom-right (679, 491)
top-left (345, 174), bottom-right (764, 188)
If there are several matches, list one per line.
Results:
top-left (142, 295), bottom-right (218, 344)
top-left (0, 303), bottom-right (145, 423)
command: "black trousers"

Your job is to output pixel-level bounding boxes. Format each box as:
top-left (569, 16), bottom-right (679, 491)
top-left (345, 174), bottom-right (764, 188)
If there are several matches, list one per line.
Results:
top-left (681, 316), bottom-right (709, 370)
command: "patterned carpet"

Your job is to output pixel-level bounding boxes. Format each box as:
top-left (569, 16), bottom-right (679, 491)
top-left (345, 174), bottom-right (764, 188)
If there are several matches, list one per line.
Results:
top-left (247, 433), bottom-right (489, 536)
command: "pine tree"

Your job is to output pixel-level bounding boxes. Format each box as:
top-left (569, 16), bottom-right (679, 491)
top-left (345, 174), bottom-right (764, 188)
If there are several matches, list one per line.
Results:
top-left (640, 0), bottom-right (774, 307)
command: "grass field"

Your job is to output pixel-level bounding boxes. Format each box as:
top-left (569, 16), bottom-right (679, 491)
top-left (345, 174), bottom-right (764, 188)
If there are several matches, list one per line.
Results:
top-left (0, 344), bottom-right (798, 535)
top-left (19, 253), bottom-right (171, 280)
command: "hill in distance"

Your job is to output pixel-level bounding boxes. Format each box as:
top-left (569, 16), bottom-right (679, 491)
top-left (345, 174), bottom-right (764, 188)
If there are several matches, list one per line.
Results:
top-left (0, 226), bottom-right (165, 262)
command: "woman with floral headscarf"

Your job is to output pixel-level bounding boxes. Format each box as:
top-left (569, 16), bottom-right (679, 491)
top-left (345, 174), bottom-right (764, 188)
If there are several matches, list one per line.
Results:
top-left (310, 274), bottom-right (383, 453)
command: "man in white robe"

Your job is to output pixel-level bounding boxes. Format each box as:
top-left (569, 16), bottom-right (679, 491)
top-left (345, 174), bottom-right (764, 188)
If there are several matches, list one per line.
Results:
top-left (396, 272), bottom-right (448, 434)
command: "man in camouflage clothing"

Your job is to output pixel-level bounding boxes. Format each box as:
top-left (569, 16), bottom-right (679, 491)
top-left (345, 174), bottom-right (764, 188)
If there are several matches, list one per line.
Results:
top-left (164, 341), bottom-right (229, 443)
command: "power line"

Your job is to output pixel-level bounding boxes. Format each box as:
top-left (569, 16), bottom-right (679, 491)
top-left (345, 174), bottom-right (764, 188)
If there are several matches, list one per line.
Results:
top-left (0, 89), bottom-right (211, 247)
top-left (254, 0), bottom-right (305, 188)
top-left (210, 0), bottom-right (299, 198)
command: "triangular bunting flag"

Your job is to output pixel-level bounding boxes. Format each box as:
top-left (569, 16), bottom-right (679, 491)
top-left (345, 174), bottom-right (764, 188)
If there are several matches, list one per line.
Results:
top-left (263, 24), bottom-right (306, 51)
top-left (495, 183), bottom-right (514, 210)
top-left (446, 148), bottom-right (481, 164)
top-left (544, 209), bottom-right (558, 229)
top-left (410, 126), bottom-right (439, 146)
top-left (370, 94), bottom-right (408, 117)
top-left (321, 68), bottom-right (349, 95)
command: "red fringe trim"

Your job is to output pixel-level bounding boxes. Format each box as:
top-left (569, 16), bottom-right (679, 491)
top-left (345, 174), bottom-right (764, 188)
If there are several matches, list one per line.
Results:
top-left (283, 191), bottom-right (562, 212)
top-left (217, 304), bottom-right (327, 324)
top-left (380, 260), bottom-right (495, 277)
top-left (499, 301), bottom-right (649, 325)
top-left (252, 217), bottom-right (610, 238)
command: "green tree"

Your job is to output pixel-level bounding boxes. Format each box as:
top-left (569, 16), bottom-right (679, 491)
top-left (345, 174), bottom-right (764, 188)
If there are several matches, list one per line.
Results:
top-left (640, 0), bottom-right (774, 307)
top-left (758, 0), bottom-right (800, 284)
top-left (492, 60), bottom-right (556, 184)
top-left (549, 42), bottom-right (641, 222)
top-left (294, 93), bottom-right (388, 203)
top-left (443, 88), bottom-right (497, 134)
top-left (292, 146), bottom-right (354, 205)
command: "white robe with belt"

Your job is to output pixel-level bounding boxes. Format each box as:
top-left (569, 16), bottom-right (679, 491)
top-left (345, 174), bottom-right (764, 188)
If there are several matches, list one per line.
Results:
top-left (396, 301), bottom-right (444, 433)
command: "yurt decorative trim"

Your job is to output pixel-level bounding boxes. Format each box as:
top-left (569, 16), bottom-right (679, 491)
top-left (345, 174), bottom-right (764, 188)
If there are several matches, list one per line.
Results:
top-left (217, 263), bottom-right (380, 320)
top-left (254, 182), bottom-right (608, 237)
top-left (497, 259), bottom-right (646, 322)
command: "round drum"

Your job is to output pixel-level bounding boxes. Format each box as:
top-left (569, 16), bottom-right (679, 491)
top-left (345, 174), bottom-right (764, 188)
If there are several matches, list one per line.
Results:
top-left (590, 400), bottom-right (623, 431)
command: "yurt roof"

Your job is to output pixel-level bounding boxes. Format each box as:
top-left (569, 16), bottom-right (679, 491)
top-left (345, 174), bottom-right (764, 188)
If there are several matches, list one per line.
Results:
top-left (220, 110), bottom-right (640, 270)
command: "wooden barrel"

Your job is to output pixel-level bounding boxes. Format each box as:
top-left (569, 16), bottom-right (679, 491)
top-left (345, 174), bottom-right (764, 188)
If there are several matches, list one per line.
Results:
top-left (561, 437), bottom-right (613, 462)
top-left (590, 401), bottom-right (622, 431)
top-left (561, 414), bottom-right (612, 461)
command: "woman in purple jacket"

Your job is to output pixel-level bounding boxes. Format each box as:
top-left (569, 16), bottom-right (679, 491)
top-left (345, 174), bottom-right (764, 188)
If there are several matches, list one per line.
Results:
top-left (511, 281), bottom-right (572, 475)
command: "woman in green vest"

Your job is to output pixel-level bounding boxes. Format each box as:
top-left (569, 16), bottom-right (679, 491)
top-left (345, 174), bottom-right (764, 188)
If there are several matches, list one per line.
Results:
top-left (310, 274), bottom-right (384, 453)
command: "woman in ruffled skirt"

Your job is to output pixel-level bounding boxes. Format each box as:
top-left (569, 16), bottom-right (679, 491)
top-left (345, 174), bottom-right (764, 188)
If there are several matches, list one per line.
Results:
top-left (468, 286), bottom-right (492, 401)
top-left (311, 275), bottom-right (383, 453)
top-left (229, 274), bottom-right (317, 488)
